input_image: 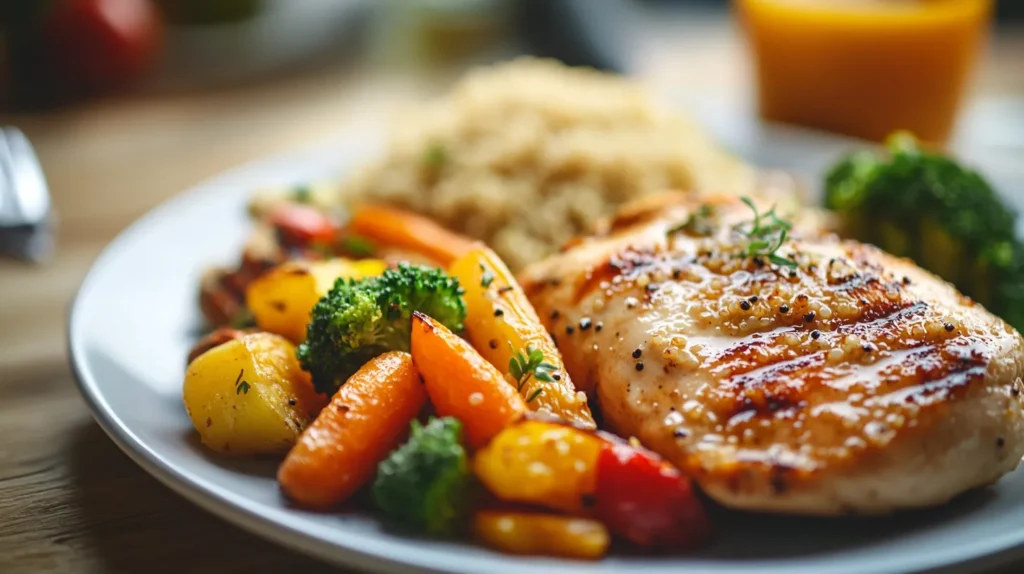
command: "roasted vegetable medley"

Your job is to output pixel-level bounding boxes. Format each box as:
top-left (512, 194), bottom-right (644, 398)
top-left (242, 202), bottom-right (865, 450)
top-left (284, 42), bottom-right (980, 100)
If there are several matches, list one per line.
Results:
top-left (183, 198), bottom-right (712, 559)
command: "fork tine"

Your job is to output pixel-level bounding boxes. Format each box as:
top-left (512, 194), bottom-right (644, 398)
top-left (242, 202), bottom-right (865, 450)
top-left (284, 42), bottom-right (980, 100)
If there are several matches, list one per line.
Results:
top-left (0, 129), bottom-right (15, 224)
top-left (0, 126), bottom-right (54, 262)
top-left (3, 127), bottom-right (50, 225)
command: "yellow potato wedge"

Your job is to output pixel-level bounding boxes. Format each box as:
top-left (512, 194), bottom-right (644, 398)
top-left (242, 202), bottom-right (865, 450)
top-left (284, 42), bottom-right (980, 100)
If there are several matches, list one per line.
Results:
top-left (472, 420), bottom-right (603, 513)
top-left (246, 258), bottom-right (387, 343)
top-left (474, 511), bottom-right (609, 560)
top-left (449, 246), bottom-right (595, 428)
top-left (183, 332), bottom-right (327, 456)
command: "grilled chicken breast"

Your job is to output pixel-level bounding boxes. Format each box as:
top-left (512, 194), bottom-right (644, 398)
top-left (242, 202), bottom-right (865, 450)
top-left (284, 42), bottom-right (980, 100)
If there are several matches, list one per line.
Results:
top-left (519, 192), bottom-right (1024, 515)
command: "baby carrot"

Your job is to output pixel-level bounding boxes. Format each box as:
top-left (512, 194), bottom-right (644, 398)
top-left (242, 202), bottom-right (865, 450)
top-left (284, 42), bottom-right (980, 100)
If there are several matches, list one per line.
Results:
top-left (278, 351), bottom-right (426, 509)
top-left (410, 311), bottom-right (527, 449)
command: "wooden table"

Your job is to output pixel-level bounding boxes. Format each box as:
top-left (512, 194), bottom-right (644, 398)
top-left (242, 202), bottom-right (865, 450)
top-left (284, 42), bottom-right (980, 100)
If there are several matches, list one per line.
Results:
top-left (1, 13), bottom-right (1023, 573)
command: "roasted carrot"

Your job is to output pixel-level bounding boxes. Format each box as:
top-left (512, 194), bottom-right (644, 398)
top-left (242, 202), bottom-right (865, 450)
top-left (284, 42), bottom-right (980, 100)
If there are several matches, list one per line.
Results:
top-left (278, 351), bottom-right (426, 509)
top-left (449, 246), bottom-right (595, 428)
top-left (348, 204), bottom-right (479, 267)
top-left (410, 311), bottom-right (527, 449)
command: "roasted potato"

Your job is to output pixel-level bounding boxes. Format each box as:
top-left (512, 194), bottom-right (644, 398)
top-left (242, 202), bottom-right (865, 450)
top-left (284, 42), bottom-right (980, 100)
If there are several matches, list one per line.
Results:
top-left (474, 511), bottom-right (609, 560)
top-left (472, 420), bottom-right (602, 513)
top-left (183, 332), bottom-right (327, 456)
top-left (245, 258), bottom-right (387, 343)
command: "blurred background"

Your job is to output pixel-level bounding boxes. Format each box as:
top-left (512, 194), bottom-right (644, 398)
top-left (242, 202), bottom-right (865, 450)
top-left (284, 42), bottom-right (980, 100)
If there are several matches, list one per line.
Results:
top-left (2, 0), bottom-right (1023, 363)
top-left (0, 0), bottom-right (1020, 334)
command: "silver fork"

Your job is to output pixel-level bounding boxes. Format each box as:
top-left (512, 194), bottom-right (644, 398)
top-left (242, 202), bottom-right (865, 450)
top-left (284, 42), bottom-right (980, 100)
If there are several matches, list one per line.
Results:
top-left (0, 127), bottom-right (54, 263)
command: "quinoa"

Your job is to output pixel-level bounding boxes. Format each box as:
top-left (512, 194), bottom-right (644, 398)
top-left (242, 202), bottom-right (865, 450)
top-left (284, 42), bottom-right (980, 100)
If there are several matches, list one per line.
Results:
top-left (338, 58), bottom-right (757, 270)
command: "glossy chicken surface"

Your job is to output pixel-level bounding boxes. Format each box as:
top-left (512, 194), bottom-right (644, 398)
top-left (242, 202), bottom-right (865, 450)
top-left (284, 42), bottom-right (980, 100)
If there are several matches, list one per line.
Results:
top-left (519, 192), bottom-right (1024, 514)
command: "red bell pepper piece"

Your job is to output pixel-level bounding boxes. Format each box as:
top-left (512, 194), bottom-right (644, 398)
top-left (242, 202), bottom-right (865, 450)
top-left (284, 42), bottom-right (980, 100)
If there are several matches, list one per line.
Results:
top-left (594, 441), bottom-right (712, 550)
top-left (268, 204), bottom-right (338, 247)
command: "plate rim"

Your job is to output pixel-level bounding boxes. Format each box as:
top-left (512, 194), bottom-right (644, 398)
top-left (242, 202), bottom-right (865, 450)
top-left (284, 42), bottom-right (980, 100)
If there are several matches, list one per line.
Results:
top-left (66, 124), bottom-right (1024, 574)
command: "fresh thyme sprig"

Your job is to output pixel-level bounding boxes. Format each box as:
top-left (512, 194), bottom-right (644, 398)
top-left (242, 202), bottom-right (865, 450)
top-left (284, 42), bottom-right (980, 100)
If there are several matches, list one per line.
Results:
top-left (509, 345), bottom-right (556, 403)
top-left (667, 204), bottom-right (715, 237)
top-left (737, 197), bottom-right (798, 268)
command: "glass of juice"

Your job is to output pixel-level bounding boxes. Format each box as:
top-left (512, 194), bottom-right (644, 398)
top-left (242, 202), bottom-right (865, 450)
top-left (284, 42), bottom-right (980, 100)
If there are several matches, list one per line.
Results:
top-left (735, 0), bottom-right (994, 145)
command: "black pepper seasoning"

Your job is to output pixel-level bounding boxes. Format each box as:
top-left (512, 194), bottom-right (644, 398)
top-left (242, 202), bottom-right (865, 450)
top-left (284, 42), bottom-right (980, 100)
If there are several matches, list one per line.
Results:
top-left (749, 296), bottom-right (758, 303)
top-left (566, 325), bottom-right (575, 335)
top-left (553, 373), bottom-right (561, 381)
top-left (489, 339), bottom-right (498, 350)
top-left (579, 317), bottom-right (592, 331)
top-left (632, 348), bottom-right (642, 359)
top-left (494, 309), bottom-right (504, 317)
top-left (288, 399), bottom-right (296, 406)
top-left (595, 321), bottom-right (603, 332)
top-left (804, 311), bottom-right (815, 322)
top-left (780, 304), bottom-right (790, 314)
top-left (811, 330), bottom-right (821, 340)
top-left (635, 362), bottom-right (645, 371)
top-left (944, 322), bottom-right (955, 332)
top-left (903, 276), bottom-right (912, 285)
top-left (740, 300), bottom-right (752, 311)
top-left (551, 310), bottom-right (560, 320)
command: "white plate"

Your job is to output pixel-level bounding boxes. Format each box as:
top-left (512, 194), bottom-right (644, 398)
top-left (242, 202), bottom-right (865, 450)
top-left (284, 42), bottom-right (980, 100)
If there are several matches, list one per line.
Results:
top-left (69, 111), bottom-right (1024, 574)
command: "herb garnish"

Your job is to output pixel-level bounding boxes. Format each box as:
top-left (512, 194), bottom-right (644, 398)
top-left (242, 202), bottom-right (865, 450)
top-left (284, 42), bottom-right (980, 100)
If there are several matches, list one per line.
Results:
top-left (229, 308), bottom-right (256, 329)
top-left (340, 235), bottom-right (376, 257)
top-left (480, 264), bottom-right (495, 288)
top-left (509, 345), bottom-right (556, 403)
top-left (234, 369), bottom-right (250, 395)
top-left (667, 204), bottom-right (715, 237)
top-left (737, 197), bottom-right (798, 268)
top-left (423, 142), bottom-right (447, 169)
top-left (293, 185), bottom-right (312, 203)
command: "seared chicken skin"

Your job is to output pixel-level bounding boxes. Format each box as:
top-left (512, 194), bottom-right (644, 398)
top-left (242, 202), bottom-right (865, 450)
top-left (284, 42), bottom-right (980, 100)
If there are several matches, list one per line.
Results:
top-left (519, 192), bottom-right (1024, 515)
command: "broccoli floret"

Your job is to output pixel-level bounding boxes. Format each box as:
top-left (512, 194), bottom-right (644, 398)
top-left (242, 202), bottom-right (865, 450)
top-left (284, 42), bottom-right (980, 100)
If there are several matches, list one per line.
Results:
top-left (296, 263), bottom-right (466, 394)
top-left (824, 131), bottom-right (1024, 331)
top-left (373, 417), bottom-right (470, 536)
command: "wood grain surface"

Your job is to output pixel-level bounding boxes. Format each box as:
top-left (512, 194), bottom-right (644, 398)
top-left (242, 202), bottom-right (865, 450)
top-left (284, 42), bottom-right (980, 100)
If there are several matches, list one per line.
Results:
top-left (1, 17), bottom-right (1022, 574)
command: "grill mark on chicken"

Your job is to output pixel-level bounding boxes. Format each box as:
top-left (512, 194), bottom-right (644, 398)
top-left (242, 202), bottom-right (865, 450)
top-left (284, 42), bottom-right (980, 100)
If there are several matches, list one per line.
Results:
top-left (699, 300), bottom-right (979, 422)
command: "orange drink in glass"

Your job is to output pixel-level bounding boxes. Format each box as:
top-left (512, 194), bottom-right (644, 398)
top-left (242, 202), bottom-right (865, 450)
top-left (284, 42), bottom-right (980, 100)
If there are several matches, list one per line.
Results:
top-left (735, 0), bottom-right (994, 145)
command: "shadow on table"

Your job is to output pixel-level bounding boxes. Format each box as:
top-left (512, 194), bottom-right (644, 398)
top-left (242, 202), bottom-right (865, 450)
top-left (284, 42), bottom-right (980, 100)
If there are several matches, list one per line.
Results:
top-left (65, 421), bottom-right (346, 574)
